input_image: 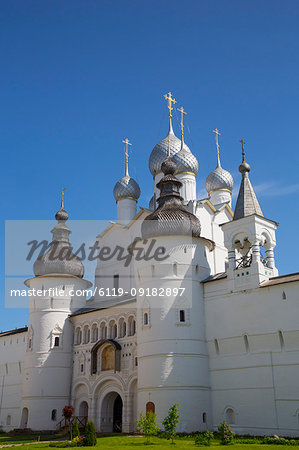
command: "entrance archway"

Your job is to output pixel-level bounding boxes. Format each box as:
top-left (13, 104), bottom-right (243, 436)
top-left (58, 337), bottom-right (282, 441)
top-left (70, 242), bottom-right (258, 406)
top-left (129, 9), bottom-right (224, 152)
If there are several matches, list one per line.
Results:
top-left (100, 392), bottom-right (123, 432)
top-left (113, 395), bottom-right (122, 432)
top-left (20, 407), bottom-right (29, 429)
top-left (79, 401), bottom-right (89, 427)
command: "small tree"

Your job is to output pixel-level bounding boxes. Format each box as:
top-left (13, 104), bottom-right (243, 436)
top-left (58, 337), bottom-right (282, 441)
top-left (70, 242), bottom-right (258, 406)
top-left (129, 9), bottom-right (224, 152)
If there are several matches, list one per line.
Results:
top-left (136, 411), bottom-right (159, 444)
top-left (72, 418), bottom-right (80, 438)
top-left (62, 405), bottom-right (75, 440)
top-left (218, 421), bottom-right (235, 445)
top-left (83, 420), bottom-right (97, 446)
top-left (162, 404), bottom-right (180, 444)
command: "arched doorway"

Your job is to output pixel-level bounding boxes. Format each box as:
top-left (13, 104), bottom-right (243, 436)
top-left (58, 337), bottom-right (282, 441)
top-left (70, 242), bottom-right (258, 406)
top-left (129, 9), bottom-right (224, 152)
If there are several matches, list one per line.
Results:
top-left (113, 395), bottom-right (122, 432)
top-left (20, 407), bottom-right (29, 429)
top-left (100, 392), bottom-right (123, 432)
top-left (79, 401), bottom-right (89, 427)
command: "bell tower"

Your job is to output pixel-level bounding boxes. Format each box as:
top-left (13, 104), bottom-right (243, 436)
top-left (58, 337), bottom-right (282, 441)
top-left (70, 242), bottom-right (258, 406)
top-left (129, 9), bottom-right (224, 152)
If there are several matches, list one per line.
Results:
top-left (221, 141), bottom-right (278, 291)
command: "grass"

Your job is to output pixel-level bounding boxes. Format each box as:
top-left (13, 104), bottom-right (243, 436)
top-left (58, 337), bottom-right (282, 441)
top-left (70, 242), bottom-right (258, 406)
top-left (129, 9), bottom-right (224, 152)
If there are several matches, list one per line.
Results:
top-left (0, 434), bottom-right (297, 450)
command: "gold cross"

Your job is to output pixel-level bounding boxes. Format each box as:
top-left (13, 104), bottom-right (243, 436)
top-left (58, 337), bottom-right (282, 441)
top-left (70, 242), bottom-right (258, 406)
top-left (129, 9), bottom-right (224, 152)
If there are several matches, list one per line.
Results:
top-left (61, 188), bottom-right (66, 208)
top-left (177, 106), bottom-right (187, 139)
top-left (164, 92), bottom-right (176, 118)
top-left (213, 128), bottom-right (221, 157)
top-left (240, 139), bottom-right (246, 161)
top-left (122, 138), bottom-right (132, 175)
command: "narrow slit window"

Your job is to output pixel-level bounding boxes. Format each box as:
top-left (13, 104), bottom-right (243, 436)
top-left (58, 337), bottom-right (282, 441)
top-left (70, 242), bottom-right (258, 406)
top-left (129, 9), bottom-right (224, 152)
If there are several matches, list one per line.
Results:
top-left (114, 274), bottom-right (119, 291)
top-left (54, 336), bottom-right (60, 347)
top-left (179, 310), bottom-right (185, 322)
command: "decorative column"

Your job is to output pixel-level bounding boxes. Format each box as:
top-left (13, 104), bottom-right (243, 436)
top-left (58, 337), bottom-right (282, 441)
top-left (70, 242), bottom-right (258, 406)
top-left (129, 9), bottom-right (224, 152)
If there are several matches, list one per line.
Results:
top-left (251, 239), bottom-right (260, 264)
top-left (227, 245), bottom-right (236, 270)
top-left (266, 246), bottom-right (275, 269)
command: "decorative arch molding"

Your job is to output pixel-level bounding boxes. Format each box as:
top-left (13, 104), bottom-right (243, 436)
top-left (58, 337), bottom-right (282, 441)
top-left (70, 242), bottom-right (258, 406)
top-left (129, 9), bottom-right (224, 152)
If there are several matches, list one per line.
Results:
top-left (127, 375), bottom-right (138, 394)
top-left (92, 374), bottom-right (126, 398)
top-left (73, 379), bottom-right (92, 397)
top-left (91, 339), bottom-right (121, 374)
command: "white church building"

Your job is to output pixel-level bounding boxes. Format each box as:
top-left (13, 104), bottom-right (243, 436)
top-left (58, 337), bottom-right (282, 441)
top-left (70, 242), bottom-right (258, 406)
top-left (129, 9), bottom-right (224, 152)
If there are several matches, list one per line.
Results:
top-left (1, 93), bottom-right (299, 436)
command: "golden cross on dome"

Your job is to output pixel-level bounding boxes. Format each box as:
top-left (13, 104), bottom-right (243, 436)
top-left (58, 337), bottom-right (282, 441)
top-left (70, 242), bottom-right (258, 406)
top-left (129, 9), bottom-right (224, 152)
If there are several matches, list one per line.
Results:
top-left (61, 188), bottom-right (66, 208)
top-left (164, 92), bottom-right (176, 119)
top-left (213, 128), bottom-right (221, 158)
top-left (122, 138), bottom-right (132, 175)
top-left (240, 139), bottom-right (246, 161)
top-left (177, 106), bottom-right (187, 139)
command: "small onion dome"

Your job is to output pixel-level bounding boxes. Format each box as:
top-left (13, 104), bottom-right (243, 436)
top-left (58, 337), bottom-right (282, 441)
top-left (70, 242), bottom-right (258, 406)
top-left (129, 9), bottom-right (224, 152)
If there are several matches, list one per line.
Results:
top-left (239, 159), bottom-right (251, 174)
top-left (205, 154), bottom-right (233, 194)
top-left (33, 206), bottom-right (84, 278)
top-left (142, 156), bottom-right (201, 238)
top-left (149, 123), bottom-right (193, 177)
top-left (172, 143), bottom-right (199, 175)
top-left (113, 174), bottom-right (141, 202)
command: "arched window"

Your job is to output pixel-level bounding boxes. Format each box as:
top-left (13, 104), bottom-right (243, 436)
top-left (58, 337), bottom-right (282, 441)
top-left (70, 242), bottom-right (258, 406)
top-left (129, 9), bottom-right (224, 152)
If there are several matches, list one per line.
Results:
top-left (100, 322), bottom-right (107, 340)
top-left (83, 325), bottom-right (90, 344)
top-left (214, 339), bottom-right (220, 355)
top-left (244, 334), bottom-right (249, 353)
top-left (51, 409), bottom-right (57, 421)
top-left (109, 320), bottom-right (117, 339)
top-left (128, 316), bottom-right (136, 336)
top-left (6, 415), bottom-right (11, 426)
top-left (91, 324), bottom-right (98, 343)
top-left (173, 263), bottom-right (177, 276)
top-left (143, 312), bottom-right (148, 326)
top-left (118, 318), bottom-right (126, 338)
top-left (179, 310), bottom-right (185, 323)
top-left (225, 408), bottom-right (235, 424)
top-left (75, 327), bottom-right (82, 345)
top-left (146, 402), bottom-right (155, 414)
top-left (202, 412), bottom-right (207, 423)
top-left (54, 336), bottom-right (60, 347)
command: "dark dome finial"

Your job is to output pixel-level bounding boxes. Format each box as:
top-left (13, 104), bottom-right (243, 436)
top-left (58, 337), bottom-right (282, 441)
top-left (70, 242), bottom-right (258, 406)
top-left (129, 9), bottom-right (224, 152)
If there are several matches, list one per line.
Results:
top-left (55, 188), bottom-right (69, 222)
top-left (239, 139), bottom-right (251, 174)
top-left (161, 156), bottom-right (177, 175)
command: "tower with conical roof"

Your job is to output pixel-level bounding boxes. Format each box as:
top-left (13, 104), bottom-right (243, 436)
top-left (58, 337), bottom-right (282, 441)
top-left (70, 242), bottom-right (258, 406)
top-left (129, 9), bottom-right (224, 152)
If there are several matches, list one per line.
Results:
top-left (113, 138), bottom-right (141, 224)
top-left (21, 194), bottom-right (92, 431)
top-left (205, 129), bottom-right (233, 207)
top-left (221, 141), bottom-right (278, 291)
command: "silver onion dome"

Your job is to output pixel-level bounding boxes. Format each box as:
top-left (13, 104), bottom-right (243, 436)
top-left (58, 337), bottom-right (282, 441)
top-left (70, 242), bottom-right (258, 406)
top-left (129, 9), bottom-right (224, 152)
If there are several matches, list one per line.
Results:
top-left (205, 154), bottom-right (233, 194)
top-left (113, 174), bottom-right (141, 202)
top-left (149, 122), bottom-right (197, 176)
top-left (173, 142), bottom-right (199, 175)
top-left (33, 204), bottom-right (84, 278)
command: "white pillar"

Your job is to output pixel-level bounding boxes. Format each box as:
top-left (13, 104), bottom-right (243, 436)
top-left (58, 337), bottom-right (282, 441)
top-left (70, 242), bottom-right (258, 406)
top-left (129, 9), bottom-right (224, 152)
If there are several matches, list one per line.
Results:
top-left (209, 189), bottom-right (232, 207)
top-left (177, 173), bottom-right (197, 202)
top-left (116, 198), bottom-right (137, 224)
top-left (266, 247), bottom-right (275, 269)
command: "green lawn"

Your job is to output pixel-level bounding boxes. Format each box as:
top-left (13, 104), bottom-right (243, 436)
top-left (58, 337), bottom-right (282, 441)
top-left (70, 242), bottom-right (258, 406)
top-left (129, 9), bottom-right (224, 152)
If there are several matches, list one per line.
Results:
top-left (0, 435), bottom-right (295, 450)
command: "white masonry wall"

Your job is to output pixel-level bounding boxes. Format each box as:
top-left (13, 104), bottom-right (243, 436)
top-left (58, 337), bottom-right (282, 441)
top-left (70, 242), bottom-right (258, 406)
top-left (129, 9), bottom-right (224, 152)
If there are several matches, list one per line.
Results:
top-left (204, 278), bottom-right (299, 436)
top-left (0, 331), bottom-right (26, 431)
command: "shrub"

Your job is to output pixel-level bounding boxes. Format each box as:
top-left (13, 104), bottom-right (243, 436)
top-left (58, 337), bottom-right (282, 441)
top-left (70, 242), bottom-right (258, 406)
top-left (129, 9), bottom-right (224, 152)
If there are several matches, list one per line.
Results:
top-left (162, 404), bottom-right (180, 444)
top-left (195, 431), bottom-right (214, 446)
top-left (72, 436), bottom-right (84, 446)
top-left (136, 411), bottom-right (160, 444)
top-left (262, 437), bottom-right (298, 445)
top-left (72, 419), bottom-right (80, 439)
top-left (218, 422), bottom-right (235, 445)
top-left (83, 420), bottom-right (97, 447)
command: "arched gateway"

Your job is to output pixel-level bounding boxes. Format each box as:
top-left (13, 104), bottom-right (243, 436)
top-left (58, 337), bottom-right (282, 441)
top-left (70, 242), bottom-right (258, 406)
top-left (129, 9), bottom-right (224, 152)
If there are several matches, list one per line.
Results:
top-left (100, 391), bottom-right (123, 432)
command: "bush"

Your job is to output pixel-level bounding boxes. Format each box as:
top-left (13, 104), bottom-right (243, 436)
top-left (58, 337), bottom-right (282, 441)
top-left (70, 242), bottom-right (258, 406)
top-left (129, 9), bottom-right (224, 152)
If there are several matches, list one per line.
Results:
top-left (83, 421), bottom-right (97, 447)
top-left (262, 437), bottom-right (298, 445)
top-left (136, 411), bottom-right (160, 444)
top-left (162, 404), bottom-right (180, 444)
top-left (72, 419), bottom-right (80, 439)
top-left (218, 422), bottom-right (235, 445)
top-left (195, 431), bottom-right (214, 446)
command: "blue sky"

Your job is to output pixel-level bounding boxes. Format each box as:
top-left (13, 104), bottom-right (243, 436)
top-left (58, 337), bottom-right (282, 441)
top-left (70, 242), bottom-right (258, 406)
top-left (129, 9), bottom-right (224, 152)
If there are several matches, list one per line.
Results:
top-left (1, 0), bottom-right (299, 330)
